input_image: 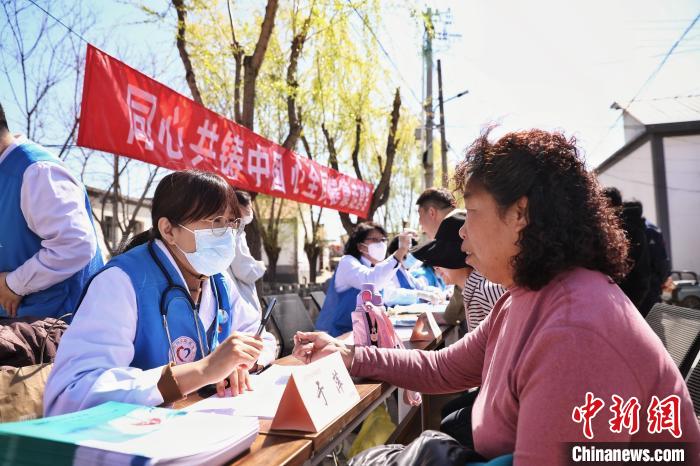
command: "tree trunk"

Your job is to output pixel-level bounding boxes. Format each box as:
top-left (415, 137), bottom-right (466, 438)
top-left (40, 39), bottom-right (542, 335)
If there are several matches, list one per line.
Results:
top-left (304, 243), bottom-right (321, 283)
top-left (332, 90), bottom-right (401, 236)
top-left (241, 0), bottom-right (279, 129)
top-left (172, 0), bottom-right (203, 105)
top-left (263, 244), bottom-right (281, 281)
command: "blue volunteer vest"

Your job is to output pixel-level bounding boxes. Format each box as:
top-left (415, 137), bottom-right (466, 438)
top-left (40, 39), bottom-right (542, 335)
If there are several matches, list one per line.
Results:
top-left (0, 142), bottom-right (103, 318)
top-left (315, 272), bottom-right (360, 337)
top-left (78, 242), bottom-right (233, 370)
top-left (396, 268), bottom-right (415, 289)
top-left (411, 265), bottom-right (446, 289)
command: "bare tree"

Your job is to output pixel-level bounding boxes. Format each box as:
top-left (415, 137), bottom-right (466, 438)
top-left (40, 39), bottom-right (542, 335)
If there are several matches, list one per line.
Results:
top-left (89, 157), bottom-right (161, 256)
top-left (0, 1), bottom-right (95, 158)
top-left (324, 88), bottom-right (402, 235)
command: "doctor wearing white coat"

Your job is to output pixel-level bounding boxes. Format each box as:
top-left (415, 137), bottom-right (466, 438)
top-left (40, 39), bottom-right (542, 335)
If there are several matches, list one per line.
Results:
top-left (227, 191), bottom-right (266, 312)
top-left (44, 171), bottom-right (277, 417)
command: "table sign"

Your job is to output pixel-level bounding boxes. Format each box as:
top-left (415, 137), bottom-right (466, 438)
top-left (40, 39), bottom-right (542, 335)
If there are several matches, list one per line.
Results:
top-left (409, 311), bottom-right (442, 342)
top-left (270, 352), bottom-right (360, 432)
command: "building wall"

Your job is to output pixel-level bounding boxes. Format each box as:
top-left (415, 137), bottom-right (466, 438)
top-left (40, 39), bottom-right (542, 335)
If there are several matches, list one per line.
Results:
top-left (663, 135), bottom-right (700, 274)
top-left (261, 218), bottom-right (300, 283)
top-left (597, 141), bottom-right (657, 224)
top-left (87, 193), bottom-right (151, 260)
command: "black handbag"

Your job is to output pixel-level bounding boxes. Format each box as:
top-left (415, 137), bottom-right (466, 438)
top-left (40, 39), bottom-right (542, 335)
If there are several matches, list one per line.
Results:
top-left (349, 430), bottom-right (486, 466)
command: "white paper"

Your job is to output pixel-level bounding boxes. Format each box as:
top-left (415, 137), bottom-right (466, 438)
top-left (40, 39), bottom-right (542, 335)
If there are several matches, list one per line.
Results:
top-left (184, 365), bottom-right (294, 419)
top-left (390, 315), bottom-right (419, 327)
top-left (76, 410), bottom-right (258, 465)
top-left (390, 303), bottom-right (446, 315)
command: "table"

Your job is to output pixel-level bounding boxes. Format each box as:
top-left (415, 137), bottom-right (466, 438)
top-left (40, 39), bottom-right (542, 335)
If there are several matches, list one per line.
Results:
top-left (176, 325), bottom-right (456, 465)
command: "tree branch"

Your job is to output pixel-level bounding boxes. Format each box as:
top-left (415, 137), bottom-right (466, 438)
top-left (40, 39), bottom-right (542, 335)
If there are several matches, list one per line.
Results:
top-left (282, 2), bottom-right (314, 150)
top-left (172, 0), bottom-right (203, 105)
top-left (241, 0), bottom-right (279, 129)
top-left (226, 0), bottom-right (243, 122)
top-left (370, 88), bottom-right (401, 214)
top-left (351, 116), bottom-right (363, 181)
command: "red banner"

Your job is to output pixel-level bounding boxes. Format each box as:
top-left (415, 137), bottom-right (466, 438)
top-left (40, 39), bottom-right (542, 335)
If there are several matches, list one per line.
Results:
top-left (77, 45), bottom-right (373, 217)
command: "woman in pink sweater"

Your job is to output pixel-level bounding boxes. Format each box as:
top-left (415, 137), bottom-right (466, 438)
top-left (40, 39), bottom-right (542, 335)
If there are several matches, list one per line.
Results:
top-left (294, 129), bottom-right (700, 465)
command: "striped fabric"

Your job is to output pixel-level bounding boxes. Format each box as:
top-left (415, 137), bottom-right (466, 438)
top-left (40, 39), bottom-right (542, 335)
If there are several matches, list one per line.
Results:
top-left (462, 270), bottom-right (506, 332)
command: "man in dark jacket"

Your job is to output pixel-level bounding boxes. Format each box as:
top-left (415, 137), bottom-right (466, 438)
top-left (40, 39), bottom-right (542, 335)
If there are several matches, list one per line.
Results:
top-left (603, 188), bottom-right (652, 309)
top-left (633, 202), bottom-right (671, 316)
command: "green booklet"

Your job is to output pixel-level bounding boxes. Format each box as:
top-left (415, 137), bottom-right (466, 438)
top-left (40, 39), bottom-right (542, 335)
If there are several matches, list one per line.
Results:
top-left (0, 402), bottom-right (259, 465)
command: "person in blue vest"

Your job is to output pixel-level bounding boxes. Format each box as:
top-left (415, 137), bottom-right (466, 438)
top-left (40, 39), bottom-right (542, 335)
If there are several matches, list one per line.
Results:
top-left (44, 170), bottom-right (277, 416)
top-left (0, 102), bottom-right (103, 318)
top-left (316, 222), bottom-right (417, 337)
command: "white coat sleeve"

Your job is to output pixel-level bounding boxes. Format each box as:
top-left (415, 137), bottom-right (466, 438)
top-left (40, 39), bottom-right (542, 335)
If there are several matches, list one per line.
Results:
top-left (229, 232), bottom-right (266, 284)
top-left (334, 255), bottom-right (399, 293)
top-left (43, 268), bottom-right (165, 417)
top-left (6, 162), bottom-right (98, 295)
top-left (225, 275), bottom-right (277, 366)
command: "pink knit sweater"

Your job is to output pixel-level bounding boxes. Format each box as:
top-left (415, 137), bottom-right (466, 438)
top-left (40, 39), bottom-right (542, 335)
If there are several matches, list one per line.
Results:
top-left (351, 268), bottom-right (700, 465)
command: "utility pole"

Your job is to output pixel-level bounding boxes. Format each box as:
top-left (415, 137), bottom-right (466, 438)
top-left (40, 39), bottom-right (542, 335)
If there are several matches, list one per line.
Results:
top-left (422, 7), bottom-right (434, 190)
top-left (437, 59), bottom-right (448, 187)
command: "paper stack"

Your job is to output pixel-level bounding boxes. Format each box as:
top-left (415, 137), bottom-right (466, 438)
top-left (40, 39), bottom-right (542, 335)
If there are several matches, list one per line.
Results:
top-left (0, 402), bottom-right (258, 466)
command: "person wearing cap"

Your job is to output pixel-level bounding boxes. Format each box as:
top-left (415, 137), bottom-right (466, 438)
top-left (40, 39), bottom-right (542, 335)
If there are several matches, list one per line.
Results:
top-left (412, 211), bottom-right (505, 448)
top-left (416, 187), bottom-right (467, 325)
top-left (412, 211), bottom-right (505, 333)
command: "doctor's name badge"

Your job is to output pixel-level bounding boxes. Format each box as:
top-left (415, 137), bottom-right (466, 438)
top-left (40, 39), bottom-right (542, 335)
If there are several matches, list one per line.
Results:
top-left (172, 336), bottom-right (197, 363)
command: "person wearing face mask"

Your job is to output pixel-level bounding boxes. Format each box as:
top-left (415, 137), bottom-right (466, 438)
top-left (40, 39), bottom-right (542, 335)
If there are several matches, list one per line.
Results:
top-left (44, 170), bottom-right (277, 416)
top-left (315, 222), bottom-right (413, 337)
top-left (226, 190), bottom-right (266, 312)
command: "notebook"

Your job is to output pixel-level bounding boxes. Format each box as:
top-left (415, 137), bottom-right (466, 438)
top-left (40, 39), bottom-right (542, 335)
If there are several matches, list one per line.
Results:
top-left (0, 401), bottom-right (258, 465)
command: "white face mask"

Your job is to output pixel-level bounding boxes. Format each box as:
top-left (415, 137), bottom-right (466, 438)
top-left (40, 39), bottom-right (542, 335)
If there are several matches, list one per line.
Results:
top-left (241, 213), bottom-right (254, 226)
top-left (365, 242), bottom-right (388, 262)
top-left (176, 225), bottom-right (236, 276)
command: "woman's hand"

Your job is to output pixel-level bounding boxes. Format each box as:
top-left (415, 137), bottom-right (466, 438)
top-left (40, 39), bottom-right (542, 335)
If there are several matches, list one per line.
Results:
top-left (292, 331), bottom-right (354, 368)
top-left (203, 332), bottom-right (263, 384)
top-left (0, 272), bottom-right (22, 317)
top-left (416, 289), bottom-right (443, 305)
top-left (216, 366), bottom-right (252, 397)
top-left (394, 230), bottom-right (415, 262)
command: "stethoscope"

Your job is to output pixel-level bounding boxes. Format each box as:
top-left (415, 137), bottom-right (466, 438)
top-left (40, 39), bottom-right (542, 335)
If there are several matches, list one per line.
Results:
top-left (147, 240), bottom-right (222, 364)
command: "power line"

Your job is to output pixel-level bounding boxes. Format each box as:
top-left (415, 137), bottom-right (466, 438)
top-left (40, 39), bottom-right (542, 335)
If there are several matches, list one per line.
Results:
top-left (344, 0), bottom-right (422, 107)
top-left (600, 172), bottom-right (700, 194)
top-left (25, 0), bottom-right (90, 44)
top-left (590, 12), bottom-right (700, 157)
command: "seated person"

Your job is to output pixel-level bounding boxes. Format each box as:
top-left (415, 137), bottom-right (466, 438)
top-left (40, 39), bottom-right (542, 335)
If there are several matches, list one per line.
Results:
top-left (315, 223), bottom-right (414, 336)
top-left (44, 170), bottom-right (277, 416)
top-left (0, 101), bottom-right (103, 318)
top-left (411, 211), bottom-right (505, 448)
top-left (226, 190), bottom-right (266, 312)
top-left (410, 260), bottom-right (447, 290)
top-left (294, 129), bottom-right (700, 464)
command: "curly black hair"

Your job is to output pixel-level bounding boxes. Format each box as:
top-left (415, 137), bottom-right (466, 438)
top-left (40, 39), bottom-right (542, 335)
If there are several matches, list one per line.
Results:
top-left (453, 128), bottom-right (630, 290)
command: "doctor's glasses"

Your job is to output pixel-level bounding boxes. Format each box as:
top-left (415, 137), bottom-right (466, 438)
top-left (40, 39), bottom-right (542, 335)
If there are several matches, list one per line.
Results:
top-left (197, 216), bottom-right (241, 236)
